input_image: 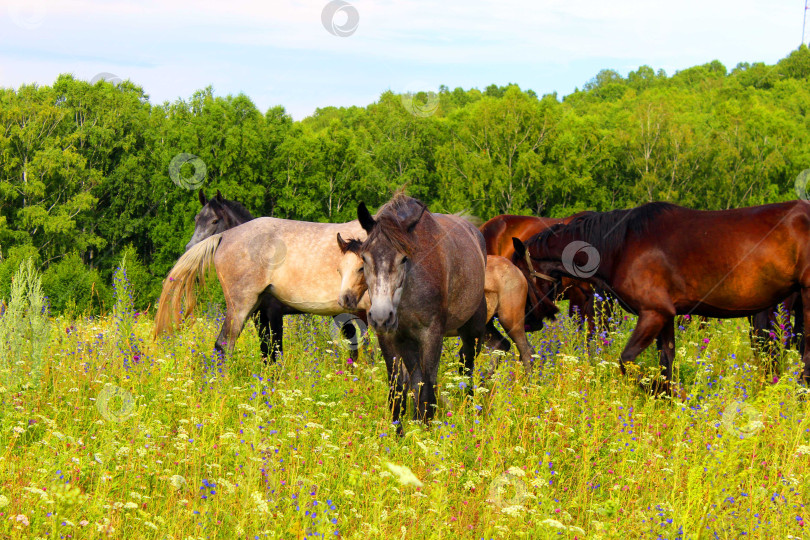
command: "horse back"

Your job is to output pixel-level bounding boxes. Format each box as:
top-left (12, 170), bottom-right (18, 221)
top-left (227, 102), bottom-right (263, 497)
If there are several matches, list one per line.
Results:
top-left (480, 215), bottom-right (562, 258)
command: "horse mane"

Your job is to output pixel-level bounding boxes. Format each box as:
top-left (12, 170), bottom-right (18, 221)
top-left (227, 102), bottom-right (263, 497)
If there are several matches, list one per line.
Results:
top-left (209, 197), bottom-right (255, 223)
top-left (362, 191), bottom-right (427, 256)
top-left (342, 237), bottom-right (364, 254)
top-left (533, 202), bottom-right (678, 256)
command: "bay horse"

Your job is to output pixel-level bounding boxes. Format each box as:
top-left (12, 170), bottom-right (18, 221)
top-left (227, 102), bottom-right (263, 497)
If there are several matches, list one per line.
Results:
top-left (512, 201), bottom-right (810, 395)
top-left (154, 190), bottom-right (367, 361)
top-left (337, 232), bottom-right (534, 369)
top-left (480, 214), bottom-right (606, 336)
top-left (354, 193), bottom-right (487, 432)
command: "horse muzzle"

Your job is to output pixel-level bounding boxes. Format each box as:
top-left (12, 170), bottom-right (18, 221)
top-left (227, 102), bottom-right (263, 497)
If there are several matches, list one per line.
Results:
top-left (368, 306), bottom-right (398, 332)
top-left (338, 292), bottom-right (359, 310)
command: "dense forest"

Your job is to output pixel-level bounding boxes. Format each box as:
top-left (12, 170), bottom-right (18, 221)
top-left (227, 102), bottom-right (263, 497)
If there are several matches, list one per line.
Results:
top-left (3, 47), bottom-right (810, 313)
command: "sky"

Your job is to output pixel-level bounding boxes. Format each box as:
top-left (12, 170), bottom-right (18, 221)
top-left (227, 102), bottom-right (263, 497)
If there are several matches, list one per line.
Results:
top-left (0, 0), bottom-right (806, 119)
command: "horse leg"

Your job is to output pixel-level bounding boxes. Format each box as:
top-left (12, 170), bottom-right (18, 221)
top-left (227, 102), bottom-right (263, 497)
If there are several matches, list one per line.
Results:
top-left (498, 298), bottom-right (535, 373)
top-left (583, 289), bottom-right (596, 338)
top-left (795, 293), bottom-right (805, 356)
top-left (484, 319), bottom-right (510, 351)
top-left (379, 336), bottom-right (408, 435)
top-left (214, 306), bottom-right (252, 361)
top-left (458, 297), bottom-right (487, 387)
top-left (654, 317), bottom-right (678, 397)
top-left (747, 310), bottom-right (773, 369)
top-left (618, 310), bottom-right (667, 378)
top-left (410, 330), bottom-right (443, 424)
top-left (799, 288), bottom-right (810, 384)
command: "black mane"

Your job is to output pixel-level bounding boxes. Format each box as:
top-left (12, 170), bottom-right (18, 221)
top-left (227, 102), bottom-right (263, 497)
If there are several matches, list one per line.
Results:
top-left (210, 197), bottom-right (255, 224)
top-left (532, 202), bottom-right (679, 256)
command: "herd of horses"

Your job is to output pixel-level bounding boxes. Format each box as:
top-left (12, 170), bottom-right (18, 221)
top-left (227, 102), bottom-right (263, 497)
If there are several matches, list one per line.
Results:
top-left (154, 190), bottom-right (810, 432)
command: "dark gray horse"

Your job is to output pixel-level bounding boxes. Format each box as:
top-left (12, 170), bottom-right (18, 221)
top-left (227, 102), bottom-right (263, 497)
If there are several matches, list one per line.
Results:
top-left (355, 193), bottom-right (487, 433)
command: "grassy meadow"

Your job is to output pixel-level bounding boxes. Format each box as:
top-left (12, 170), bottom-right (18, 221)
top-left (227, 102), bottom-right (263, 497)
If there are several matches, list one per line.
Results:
top-left (1, 269), bottom-right (810, 539)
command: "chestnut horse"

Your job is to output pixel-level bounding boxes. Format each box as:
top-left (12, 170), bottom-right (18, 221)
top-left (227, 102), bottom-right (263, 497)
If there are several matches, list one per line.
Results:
top-left (154, 192), bottom-right (367, 360)
top-left (354, 193), bottom-right (487, 432)
top-left (480, 214), bottom-right (603, 335)
top-left (337, 232), bottom-right (534, 369)
top-left (513, 201), bottom-right (810, 394)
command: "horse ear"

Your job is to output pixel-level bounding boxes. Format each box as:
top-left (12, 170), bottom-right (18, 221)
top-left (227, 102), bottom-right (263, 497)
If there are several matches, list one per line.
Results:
top-left (512, 237), bottom-right (526, 258)
top-left (199, 189), bottom-right (207, 207)
top-left (216, 190), bottom-right (224, 202)
top-left (337, 233), bottom-right (350, 253)
top-left (402, 203), bottom-right (427, 233)
top-left (358, 202), bottom-right (376, 233)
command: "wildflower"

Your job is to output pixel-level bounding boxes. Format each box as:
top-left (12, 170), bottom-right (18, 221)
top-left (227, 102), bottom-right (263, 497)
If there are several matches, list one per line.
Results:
top-left (96, 518), bottom-right (115, 535)
top-left (252, 491), bottom-right (270, 514)
top-left (0, 495), bottom-right (8, 507)
top-left (541, 519), bottom-right (566, 529)
top-left (169, 475), bottom-right (187, 490)
top-left (13, 514), bottom-right (30, 527)
top-left (384, 462), bottom-right (424, 487)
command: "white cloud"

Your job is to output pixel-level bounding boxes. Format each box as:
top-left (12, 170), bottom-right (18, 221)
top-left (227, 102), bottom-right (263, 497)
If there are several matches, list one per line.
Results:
top-left (0, 0), bottom-right (803, 118)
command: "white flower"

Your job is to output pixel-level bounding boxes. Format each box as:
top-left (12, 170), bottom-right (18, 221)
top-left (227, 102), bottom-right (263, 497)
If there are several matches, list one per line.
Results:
top-left (384, 462), bottom-right (424, 487)
top-left (506, 466), bottom-right (525, 477)
top-left (541, 519), bottom-right (567, 529)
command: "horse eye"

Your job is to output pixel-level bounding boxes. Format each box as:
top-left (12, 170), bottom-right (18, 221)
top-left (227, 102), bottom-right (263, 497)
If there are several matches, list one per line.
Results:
top-left (401, 256), bottom-right (409, 265)
top-left (212, 219), bottom-right (219, 225)
top-left (357, 267), bottom-right (364, 274)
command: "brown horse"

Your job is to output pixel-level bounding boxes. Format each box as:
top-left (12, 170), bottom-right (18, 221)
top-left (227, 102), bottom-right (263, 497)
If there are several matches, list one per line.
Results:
top-left (337, 234), bottom-right (534, 369)
top-left (154, 204), bottom-right (368, 360)
top-left (480, 214), bottom-right (601, 335)
top-left (354, 193), bottom-right (487, 432)
top-left (513, 201), bottom-right (810, 395)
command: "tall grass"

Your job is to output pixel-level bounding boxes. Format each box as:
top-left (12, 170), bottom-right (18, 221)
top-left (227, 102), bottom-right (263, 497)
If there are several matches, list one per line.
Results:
top-left (0, 282), bottom-right (808, 539)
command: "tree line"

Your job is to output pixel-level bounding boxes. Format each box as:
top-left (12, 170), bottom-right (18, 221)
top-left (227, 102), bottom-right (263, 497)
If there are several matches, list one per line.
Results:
top-left (2, 47), bottom-right (810, 313)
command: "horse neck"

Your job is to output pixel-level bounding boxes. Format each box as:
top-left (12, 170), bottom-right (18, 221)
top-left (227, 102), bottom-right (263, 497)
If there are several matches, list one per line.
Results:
top-left (538, 230), bottom-right (615, 284)
top-left (222, 203), bottom-right (254, 229)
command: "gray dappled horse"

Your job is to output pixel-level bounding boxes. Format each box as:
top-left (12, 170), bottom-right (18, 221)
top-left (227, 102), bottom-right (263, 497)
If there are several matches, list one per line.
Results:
top-left (155, 190), bottom-right (367, 361)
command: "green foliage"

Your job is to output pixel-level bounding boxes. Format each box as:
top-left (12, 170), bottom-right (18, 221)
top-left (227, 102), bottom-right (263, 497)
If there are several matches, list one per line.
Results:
top-left (41, 253), bottom-right (110, 315)
top-left (3, 49), bottom-right (810, 313)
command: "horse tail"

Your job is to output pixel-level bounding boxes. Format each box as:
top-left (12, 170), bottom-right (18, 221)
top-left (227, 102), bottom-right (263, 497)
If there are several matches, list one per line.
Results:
top-left (154, 234), bottom-right (223, 336)
top-left (454, 209), bottom-right (484, 228)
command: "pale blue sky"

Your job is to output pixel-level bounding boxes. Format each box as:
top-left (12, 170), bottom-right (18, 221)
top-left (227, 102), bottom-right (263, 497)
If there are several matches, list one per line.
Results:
top-left (0, 0), bottom-right (805, 119)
